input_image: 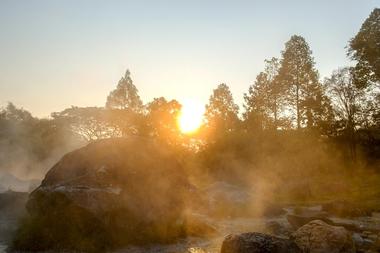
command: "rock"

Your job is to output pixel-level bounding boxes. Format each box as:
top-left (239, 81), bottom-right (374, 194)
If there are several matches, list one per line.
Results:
top-left (322, 200), bottom-right (371, 217)
top-left (11, 138), bottom-right (202, 252)
top-left (286, 214), bottom-right (333, 229)
top-left (292, 220), bottom-right (355, 253)
top-left (221, 232), bottom-right (301, 253)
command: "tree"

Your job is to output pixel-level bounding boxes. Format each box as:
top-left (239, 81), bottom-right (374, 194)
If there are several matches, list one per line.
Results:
top-left (204, 83), bottom-right (239, 136)
top-left (0, 103), bottom-right (83, 178)
top-left (244, 72), bottom-right (271, 130)
top-left (325, 67), bottom-right (366, 159)
top-left (277, 35), bottom-right (324, 130)
top-left (52, 107), bottom-right (121, 141)
top-left (146, 97), bottom-right (182, 144)
top-left (105, 70), bottom-right (144, 113)
top-left (244, 57), bottom-right (286, 130)
top-left (349, 8), bottom-right (380, 87)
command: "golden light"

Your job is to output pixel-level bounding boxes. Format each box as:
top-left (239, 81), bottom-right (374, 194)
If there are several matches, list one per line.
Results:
top-left (178, 99), bottom-right (204, 134)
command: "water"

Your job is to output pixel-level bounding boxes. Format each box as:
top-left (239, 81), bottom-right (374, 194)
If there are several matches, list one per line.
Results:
top-left (0, 216), bottom-right (286, 253)
top-left (115, 216), bottom-right (288, 253)
top-left (2, 206), bottom-right (379, 252)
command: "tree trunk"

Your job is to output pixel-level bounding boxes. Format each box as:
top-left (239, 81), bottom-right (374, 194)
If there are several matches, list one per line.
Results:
top-left (296, 84), bottom-right (300, 130)
top-left (274, 95), bottom-right (278, 130)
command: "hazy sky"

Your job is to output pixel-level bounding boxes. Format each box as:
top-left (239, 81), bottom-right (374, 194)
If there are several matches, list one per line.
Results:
top-left (0, 0), bottom-right (378, 117)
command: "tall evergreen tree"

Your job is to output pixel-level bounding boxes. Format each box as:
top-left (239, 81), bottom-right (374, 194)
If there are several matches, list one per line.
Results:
top-left (277, 35), bottom-right (324, 130)
top-left (105, 70), bottom-right (143, 113)
top-left (349, 8), bottom-right (380, 87)
top-left (204, 83), bottom-right (239, 135)
top-left (244, 57), bottom-right (285, 130)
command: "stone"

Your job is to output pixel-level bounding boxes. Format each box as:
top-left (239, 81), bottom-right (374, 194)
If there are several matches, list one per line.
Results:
top-left (292, 220), bottom-right (355, 253)
top-left (221, 232), bottom-right (301, 253)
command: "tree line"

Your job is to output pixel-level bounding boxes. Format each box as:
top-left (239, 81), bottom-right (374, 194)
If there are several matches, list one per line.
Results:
top-left (0, 8), bottom-right (379, 179)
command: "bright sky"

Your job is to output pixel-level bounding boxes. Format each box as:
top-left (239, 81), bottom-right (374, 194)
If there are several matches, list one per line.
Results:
top-left (0, 0), bottom-right (378, 117)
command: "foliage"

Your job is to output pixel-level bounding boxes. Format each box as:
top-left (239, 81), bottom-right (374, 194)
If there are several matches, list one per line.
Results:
top-left (204, 83), bottom-right (239, 138)
top-left (105, 70), bottom-right (144, 113)
top-left (244, 57), bottom-right (288, 130)
top-left (349, 8), bottom-right (380, 86)
top-left (0, 103), bottom-right (83, 178)
top-left (145, 97), bottom-right (182, 145)
top-left (277, 35), bottom-right (329, 130)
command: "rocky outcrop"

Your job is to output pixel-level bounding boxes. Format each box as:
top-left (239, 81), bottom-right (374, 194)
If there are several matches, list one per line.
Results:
top-left (221, 232), bottom-right (301, 253)
top-left (11, 138), bottom-right (205, 252)
top-left (291, 220), bottom-right (355, 253)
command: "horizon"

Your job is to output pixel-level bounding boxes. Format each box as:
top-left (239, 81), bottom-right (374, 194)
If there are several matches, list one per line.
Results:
top-left (0, 0), bottom-right (378, 118)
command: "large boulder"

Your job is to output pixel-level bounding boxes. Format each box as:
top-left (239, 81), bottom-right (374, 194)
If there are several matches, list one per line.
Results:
top-left (221, 232), bottom-right (301, 253)
top-left (11, 138), bottom-right (202, 252)
top-left (292, 220), bottom-right (355, 253)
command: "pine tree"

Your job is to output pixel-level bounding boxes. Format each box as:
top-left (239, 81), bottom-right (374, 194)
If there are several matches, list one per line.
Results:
top-left (277, 35), bottom-right (323, 130)
top-left (205, 83), bottom-right (239, 134)
top-left (244, 57), bottom-right (284, 130)
top-left (349, 8), bottom-right (380, 87)
top-left (105, 70), bottom-right (143, 113)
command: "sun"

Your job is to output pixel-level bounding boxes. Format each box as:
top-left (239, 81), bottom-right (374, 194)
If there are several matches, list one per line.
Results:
top-left (178, 99), bottom-right (204, 134)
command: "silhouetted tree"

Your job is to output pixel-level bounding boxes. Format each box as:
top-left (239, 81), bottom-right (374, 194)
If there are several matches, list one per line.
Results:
top-left (277, 35), bottom-right (325, 130)
top-left (52, 107), bottom-right (121, 141)
top-left (349, 8), bottom-right (380, 87)
top-left (244, 57), bottom-right (286, 130)
top-left (0, 103), bottom-right (82, 177)
top-left (146, 97), bottom-right (182, 144)
top-left (105, 70), bottom-right (143, 113)
top-left (204, 83), bottom-right (239, 137)
top-left (325, 67), bottom-right (366, 159)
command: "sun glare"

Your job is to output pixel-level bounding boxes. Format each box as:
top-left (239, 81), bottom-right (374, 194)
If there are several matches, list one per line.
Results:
top-left (178, 99), bottom-right (204, 134)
